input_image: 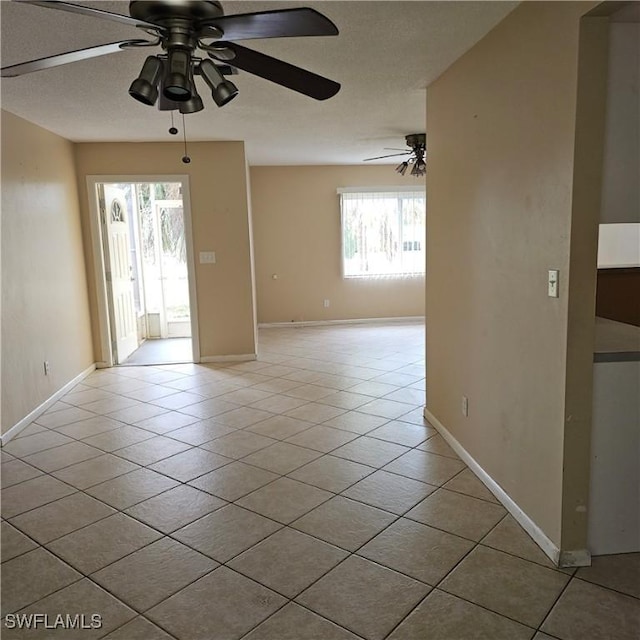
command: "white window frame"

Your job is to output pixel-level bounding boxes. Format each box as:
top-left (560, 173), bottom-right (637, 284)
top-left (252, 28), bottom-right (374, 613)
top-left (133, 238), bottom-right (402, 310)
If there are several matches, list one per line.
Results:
top-left (338, 186), bottom-right (426, 279)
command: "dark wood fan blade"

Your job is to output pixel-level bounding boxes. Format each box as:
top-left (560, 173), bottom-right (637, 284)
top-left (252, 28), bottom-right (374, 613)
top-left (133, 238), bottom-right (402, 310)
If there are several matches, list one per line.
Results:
top-left (363, 152), bottom-right (411, 161)
top-left (211, 42), bottom-right (339, 100)
top-left (18, 1), bottom-right (162, 30)
top-left (1, 40), bottom-right (147, 77)
top-left (199, 8), bottom-right (338, 41)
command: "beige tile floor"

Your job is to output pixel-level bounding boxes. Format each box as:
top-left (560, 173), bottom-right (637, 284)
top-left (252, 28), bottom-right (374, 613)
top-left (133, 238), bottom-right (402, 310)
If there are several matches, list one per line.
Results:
top-left (1, 322), bottom-right (639, 640)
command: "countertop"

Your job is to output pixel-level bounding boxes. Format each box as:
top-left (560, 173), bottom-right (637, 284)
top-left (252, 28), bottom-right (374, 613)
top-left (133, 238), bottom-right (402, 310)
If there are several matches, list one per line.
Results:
top-left (594, 317), bottom-right (640, 363)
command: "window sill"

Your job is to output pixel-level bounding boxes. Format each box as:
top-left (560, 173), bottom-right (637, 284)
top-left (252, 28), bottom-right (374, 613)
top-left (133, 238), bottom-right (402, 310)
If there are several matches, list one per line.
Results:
top-left (343, 273), bottom-right (425, 280)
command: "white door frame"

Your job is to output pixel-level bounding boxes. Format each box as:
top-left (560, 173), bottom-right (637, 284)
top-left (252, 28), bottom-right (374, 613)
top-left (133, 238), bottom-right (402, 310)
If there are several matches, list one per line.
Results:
top-left (87, 175), bottom-right (201, 366)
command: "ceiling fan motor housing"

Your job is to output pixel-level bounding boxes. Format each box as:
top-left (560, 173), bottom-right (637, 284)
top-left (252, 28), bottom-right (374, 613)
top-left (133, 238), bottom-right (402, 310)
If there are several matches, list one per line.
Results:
top-left (129, 1), bottom-right (224, 26)
top-left (406, 133), bottom-right (426, 149)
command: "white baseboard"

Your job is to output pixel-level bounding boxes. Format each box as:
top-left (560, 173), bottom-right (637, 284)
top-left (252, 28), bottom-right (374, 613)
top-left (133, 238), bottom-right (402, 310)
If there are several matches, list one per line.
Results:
top-left (199, 353), bottom-right (257, 363)
top-left (423, 407), bottom-right (591, 568)
top-left (258, 316), bottom-right (424, 329)
top-left (2, 363), bottom-right (97, 446)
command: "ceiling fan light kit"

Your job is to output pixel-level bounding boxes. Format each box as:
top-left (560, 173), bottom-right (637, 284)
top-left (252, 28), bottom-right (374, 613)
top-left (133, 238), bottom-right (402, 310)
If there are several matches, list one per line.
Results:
top-left (164, 49), bottom-right (192, 101)
top-left (179, 92), bottom-right (205, 114)
top-left (2, 0), bottom-right (342, 113)
top-left (396, 161), bottom-right (409, 176)
top-left (128, 55), bottom-right (164, 105)
top-left (366, 133), bottom-right (427, 177)
top-left (199, 59), bottom-right (238, 107)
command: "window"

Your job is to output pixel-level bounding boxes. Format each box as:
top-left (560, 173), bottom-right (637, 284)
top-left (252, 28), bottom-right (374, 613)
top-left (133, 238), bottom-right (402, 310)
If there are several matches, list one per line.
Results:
top-left (110, 199), bottom-right (125, 223)
top-left (339, 188), bottom-right (426, 278)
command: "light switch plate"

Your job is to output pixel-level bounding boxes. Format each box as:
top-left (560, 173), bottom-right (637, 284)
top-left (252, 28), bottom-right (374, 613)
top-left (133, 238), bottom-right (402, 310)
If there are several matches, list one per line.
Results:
top-left (199, 251), bottom-right (216, 264)
top-left (548, 269), bottom-right (559, 298)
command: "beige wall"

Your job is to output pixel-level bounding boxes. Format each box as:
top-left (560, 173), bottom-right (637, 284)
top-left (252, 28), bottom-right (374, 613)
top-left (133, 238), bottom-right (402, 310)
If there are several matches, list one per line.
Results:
top-left (425, 1), bottom-right (603, 552)
top-left (250, 165), bottom-right (425, 323)
top-left (1, 111), bottom-right (94, 434)
top-left (562, 13), bottom-right (609, 553)
top-left (600, 22), bottom-right (640, 224)
top-left (74, 141), bottom-right (256, 360)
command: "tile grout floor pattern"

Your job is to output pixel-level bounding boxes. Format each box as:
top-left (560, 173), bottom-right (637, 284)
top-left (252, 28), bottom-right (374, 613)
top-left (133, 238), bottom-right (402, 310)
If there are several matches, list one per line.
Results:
top-left (1, 322), bottom-right (638, 640)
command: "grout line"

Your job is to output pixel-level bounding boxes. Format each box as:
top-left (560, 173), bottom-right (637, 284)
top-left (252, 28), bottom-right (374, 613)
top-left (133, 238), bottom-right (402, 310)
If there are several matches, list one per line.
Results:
top-left (378, 590), bottom-right (434, 639)
top-left (430, 541), bottom-right (569, 632)
top-left (5, 434), bottom-right (422, 628)
top-left (535, 572), bottom-right (575, 634)
top-left (98, 616), bottom-right (180, 640)
top-left (570, 574), bottom-right (640, 601)
top-left (4, 325), bottom-right (635, 640)
top-left (6, 450), bottom-right (565, 600)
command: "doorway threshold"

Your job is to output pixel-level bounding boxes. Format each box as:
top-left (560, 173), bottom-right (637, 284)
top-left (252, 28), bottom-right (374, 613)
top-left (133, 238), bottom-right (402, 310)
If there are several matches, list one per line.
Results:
top-left (120, 338), bottom-right (192, 366)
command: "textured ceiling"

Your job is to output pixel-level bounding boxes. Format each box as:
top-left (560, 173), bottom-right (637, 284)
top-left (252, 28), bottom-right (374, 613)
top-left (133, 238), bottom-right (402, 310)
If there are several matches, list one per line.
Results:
top-left (0, 1), bottom-right (517, 164)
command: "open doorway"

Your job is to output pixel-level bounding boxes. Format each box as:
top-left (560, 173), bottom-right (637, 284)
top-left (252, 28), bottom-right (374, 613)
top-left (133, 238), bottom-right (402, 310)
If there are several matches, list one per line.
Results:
top-left (89, 176), bottom-right (199, 366)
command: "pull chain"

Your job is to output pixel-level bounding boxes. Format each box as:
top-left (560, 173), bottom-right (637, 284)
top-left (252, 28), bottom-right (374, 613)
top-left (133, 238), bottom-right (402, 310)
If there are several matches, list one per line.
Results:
top-left (169, 111), bottom-right (178, 135)
top-left (181, 113), bottom-right (191, 164)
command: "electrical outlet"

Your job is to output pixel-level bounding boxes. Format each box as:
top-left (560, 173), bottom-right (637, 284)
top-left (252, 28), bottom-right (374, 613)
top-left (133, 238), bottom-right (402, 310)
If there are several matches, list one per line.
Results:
top-left (462, 395), bottom-right (469, 417)
top-left (323, 299), bottom-right (330, 308)
top-left (199, 251), bottom-right (216, 264)
top-left (44, 361), bottom-right (51, 375)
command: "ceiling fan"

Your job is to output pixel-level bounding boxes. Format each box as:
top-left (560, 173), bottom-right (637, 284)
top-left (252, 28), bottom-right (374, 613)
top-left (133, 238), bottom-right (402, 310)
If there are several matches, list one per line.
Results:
top-left (1, 0), bottom-right (341, 114)
top-left (364, 133), bottom-right (426, 177)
